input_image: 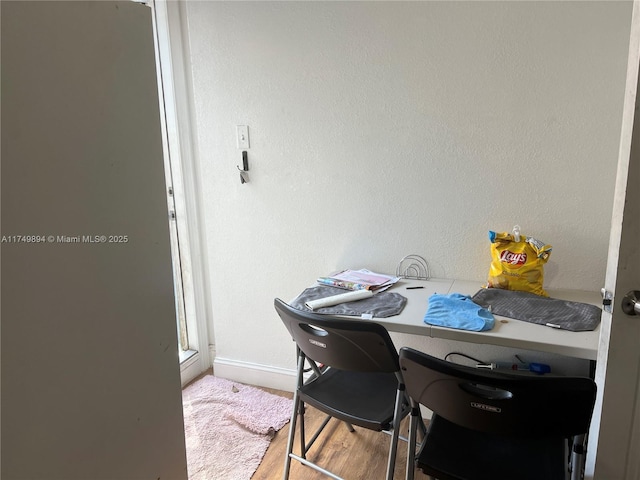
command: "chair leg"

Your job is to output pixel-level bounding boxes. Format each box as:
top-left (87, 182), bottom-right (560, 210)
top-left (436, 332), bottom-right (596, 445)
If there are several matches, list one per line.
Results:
top-left (570, 434), bottom-right (586, 480)
top-left (298, 401), bottom-right (307, 458)
top-left (283, 390), bottom-right (300, 480)
top-left (283, 352), bottom-right (307, 480)
top-left (342, 421), bottom-right (355, 432)
top-left (405, 401), bottom-right (420, 480)
top-left (385, 386), bottom-right (405, 480)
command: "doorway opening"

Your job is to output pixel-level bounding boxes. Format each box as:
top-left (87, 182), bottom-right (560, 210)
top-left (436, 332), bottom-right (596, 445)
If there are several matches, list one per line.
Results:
top-left (149, 0), bottom-right (211, 386)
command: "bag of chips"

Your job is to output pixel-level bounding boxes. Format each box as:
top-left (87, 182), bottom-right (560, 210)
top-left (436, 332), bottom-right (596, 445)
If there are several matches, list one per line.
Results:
top-left (486, 226), bottom-right (552, 297)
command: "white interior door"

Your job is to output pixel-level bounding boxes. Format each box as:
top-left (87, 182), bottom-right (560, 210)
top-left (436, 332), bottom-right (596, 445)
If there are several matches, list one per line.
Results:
top-left (1, 2), bottom-right (188, 478)
top-left (586, 2), bottom-right (640, 478)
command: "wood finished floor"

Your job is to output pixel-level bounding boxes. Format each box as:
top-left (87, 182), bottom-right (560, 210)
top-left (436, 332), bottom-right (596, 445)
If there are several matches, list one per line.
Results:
top-left (252, 387), bottom-right (430, 480)
top-left (183, 371), bottom-right (429, 480)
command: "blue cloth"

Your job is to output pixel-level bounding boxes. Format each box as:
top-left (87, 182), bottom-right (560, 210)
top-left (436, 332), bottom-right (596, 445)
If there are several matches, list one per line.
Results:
top-left (424, 293), bottom-right (495, 332)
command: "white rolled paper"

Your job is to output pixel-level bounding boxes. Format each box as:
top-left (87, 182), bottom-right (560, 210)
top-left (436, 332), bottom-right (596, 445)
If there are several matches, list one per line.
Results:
top-left (305, 289), bottom-right (374, 310)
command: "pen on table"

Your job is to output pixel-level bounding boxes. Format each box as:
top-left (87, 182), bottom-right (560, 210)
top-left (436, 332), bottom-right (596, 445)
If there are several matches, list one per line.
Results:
top-left (406, 286), bottom-right (424, 290)
top-left (545, 323), bottom-right (561, 329)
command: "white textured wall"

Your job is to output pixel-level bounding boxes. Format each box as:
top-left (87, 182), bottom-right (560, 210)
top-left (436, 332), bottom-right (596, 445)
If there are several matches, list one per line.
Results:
top-left (184, 1), bottom-right (632, 379)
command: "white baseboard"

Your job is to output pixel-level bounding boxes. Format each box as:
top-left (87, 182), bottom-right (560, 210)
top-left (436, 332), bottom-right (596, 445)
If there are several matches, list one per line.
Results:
top-left (213, 357), bottom-right (296, 392)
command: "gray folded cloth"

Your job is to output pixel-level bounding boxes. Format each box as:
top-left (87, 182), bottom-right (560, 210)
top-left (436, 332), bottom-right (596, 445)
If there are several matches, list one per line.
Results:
top-left (471, 288), bottom-right (602, 332)
top-left (289, 285), bottom-right (407, 318)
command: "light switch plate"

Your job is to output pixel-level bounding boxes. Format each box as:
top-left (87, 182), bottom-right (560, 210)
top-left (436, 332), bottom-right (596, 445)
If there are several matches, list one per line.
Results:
top-left (236, 125), bottom-right (250, 149)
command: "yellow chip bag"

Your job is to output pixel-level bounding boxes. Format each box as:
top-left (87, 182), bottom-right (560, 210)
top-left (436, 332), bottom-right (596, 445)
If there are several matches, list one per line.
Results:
top-left (486, 226), bottom-right (552, 297)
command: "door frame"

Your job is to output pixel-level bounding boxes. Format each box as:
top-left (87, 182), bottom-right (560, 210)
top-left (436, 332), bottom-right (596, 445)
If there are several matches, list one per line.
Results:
top-left (586, 1), bottom-right (640, 478)
top-left (151, 0), bottom-right (212, 385)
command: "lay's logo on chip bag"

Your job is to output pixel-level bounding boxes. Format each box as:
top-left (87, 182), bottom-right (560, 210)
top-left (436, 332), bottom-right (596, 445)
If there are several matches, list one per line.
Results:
top-left (499, 250), bottom-right (527, 266)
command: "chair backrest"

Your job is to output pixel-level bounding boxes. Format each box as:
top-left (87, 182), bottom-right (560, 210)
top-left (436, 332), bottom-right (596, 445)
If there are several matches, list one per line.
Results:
top-left (274, 298), bottom-right (400, 373)
top-left (399, 347), bottom-right (597, 438)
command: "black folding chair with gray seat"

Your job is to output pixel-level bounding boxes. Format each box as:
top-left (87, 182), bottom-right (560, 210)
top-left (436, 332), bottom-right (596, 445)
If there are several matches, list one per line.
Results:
top-left (274, 298), bottom-right (420, 480)
top-left (399, 347), bottom-right (597, 480)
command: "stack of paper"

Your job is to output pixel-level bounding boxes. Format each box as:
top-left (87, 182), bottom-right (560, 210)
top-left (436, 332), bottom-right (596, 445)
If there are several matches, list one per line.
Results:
top-left (317, 269), bottom-right (400, 292)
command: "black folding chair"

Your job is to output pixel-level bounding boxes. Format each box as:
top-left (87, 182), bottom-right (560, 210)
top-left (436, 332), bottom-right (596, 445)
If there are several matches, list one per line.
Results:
top-left (275, 298), bottom-right (416, 480)
top-left (399, 347), bottom-right (597, 480)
